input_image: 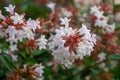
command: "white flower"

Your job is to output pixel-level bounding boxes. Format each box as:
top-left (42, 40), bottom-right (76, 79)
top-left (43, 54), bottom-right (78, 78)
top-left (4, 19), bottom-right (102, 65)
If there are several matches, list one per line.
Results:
top-left (105, 23), bottom-right (115, 33)
top-left (48, 34), bottom-right (66, 51)
top-left (52, 47), bottom-right (72, 67)
top-left (27, 18), bottom-right (41, 32)
top-left (61, 8), bottom-right (72, 18)
top-left (5, 26), bottom-right (17, 36)
top-left (77, 41), bottom-right (94, 59)
top-left (20, 78), bottom-right (26, 80)
top-left (36, 77), bottom-right (44, 80)
top-left (0, 25), bottom-right (7, 37)
top-left (98, 52), bottom-right (106, 61)
top-left (47, 2), bottom-right (56, 13)
top-left (114, 0), bottom-right (120, 4)
top-left (0, 10), bottom-right (5, 20)
top-left (60, 17), bottom-right (71, 27)
top-left (90, 6), bottom-right (104, 19)
top-left (98, 63), bottom-right (106, 71)
top-left (5, 26), bottom-right (17, 43)
top-left (11, 54), bottom-right (18, 62)
top-left (9, 44), bottom-right (18, 51)
top-left (94, 11), bottom-right (104, 19)
top-left (55, 26), bottom-right (76, 36)
top-left (110, 61), bottom-right (118, 68)
top-left (90, 6), bottom-right (107, 28)
top-left (35, 64), bottom-right (44, 80)
top-left (37, 35), bottom-right (47, 50)
top-left (85, 76), bottom-right (90, 80)
top-left (94, 18), bottom-right (108, 28)
top-left (91, 34), bottom-right (96, 44)
top-left (79, 24), bottom-right (90, 35)
top-left (90, 5), bottom-right (115, 33)
top-left (4, 4), bottom-right (15, 14)
top-left (48, 17), bottom-right (96, 67)
top-left (16, 30), bottom-right (25, 42)
top-left (23, 27), bottom-right (35, 39)
top-left (11, 13), bottom-right (24, 24)
top-left (4, 50), bottom-right (18, 62)
top-left (115, 12), bottom-right (120, 22)
top-left (90, 5), bottom-right (100, 14)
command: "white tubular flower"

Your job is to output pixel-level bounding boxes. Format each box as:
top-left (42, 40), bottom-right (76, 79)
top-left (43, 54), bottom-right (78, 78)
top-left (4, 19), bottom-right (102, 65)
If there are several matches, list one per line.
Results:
top-left (47, 2), bottom-right (56, 13)
top-left (4, 4), bottom-right (15, 15)
top-left (90, 6), bottom-right (104, 19)
top-left (90, 5), bottom-right (100, 14)
top-left (77, 41), bottom-right (94, 59)
top-left (27, 18), bottom-right (41, 32)
top-left (35, 64), bottom-right (44, 80)
top-left (37, 35), bottom-right (47, 50)
top-left (23, 27), bottom-right (35, 40)
top-left (105, 23), bottom-right (116, 33)
top-left (61, 8), bottom-right (72, 18)
top-left (98, 52), bottom-right (106, 61)
top-left (94, 18), bottom-right (108, 28)
top-left (9, 44), bottom-right (18, 51)
top-left (16, 30), bottom-right (25, 42)
top-left (79, 24), bottom-right (90, 35)
top-left (5, 26), bottom-right (17, 36)
top-left (5, 26), bottom-right (18, 43)
top-left (0, 25), bottom-right (7, 38)
top-left (60, 17), bottom-right (71, 27)
top-left (94, 11), bottom-right (104, 19)
top-left (115, 12), bottom-right (120, 22)
top-left (52, 47), bottom-right (73, 67)
top-left (114, 0), bottom-right (120, 4)
top-left (48, 17), bottom-right (96, 67)
top-left (0, 10), bottom-right (5, 20)
top-left (11, 54), bottom-right (18, 62)
top-left (91, 34), bottom-right (96, 44)
top-left (90, 6), bottom-right (108, 28)
top-left (11, 13), bottom-right (24, 24)
top-left (90, 5), bottom-right (115, 33)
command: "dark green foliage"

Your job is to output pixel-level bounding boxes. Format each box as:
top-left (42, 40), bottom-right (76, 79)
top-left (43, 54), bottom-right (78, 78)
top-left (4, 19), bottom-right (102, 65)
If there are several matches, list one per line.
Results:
top-left (0, 53), bottom-right (15, 80)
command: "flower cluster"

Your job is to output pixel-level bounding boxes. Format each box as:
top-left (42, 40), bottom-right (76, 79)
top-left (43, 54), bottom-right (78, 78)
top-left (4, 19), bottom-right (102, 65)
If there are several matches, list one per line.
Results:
top-left (48, 17), bottom-right (96, 67)
top-left (0, 4), bottom-right (47, 52)
top-left (90, 5), bottom-right (115, 33)
top-left (34, 64), bottom-right (44, 80)
top-left (0, 0), bottom-right (120, 79)
top-left (0, 4), bottom-right (47, 79)
top-left (0, 4), bottom-right (97, 79)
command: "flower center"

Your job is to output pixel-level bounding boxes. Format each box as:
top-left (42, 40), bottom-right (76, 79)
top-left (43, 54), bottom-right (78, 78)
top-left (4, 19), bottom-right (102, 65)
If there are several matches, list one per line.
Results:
top-left (25, 39), bottom-right (38, 50)
top-left (63, 34), bottom-right (83, 52)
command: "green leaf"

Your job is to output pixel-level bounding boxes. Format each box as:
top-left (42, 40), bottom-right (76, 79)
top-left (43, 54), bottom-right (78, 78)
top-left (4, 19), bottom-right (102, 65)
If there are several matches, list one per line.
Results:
top-left (112, 64), bottom-right (120, 79)
top-left (80, 68), bottom-right (91, 78)
top-left (83, 56), bottom-right (91, 66)
top-left (26, 57), bottom-right (36, 66)
top-left (108, 54), bottom-right (120, 60)
top-left (21, 2), bottom-right (50, 19)
top-left (0, 69), bottom-right (3, 77)
top-left (13, 0), bottom-right (24, 4)
top-left (34, 50), bottom-right (52, 63)
top-left (31, 50), bottom-right (44, 56)
top-left (0, 53), bottom-right (15, 71)
top-left (0, 53), bottom-right (15, 80)
top-left (114, 4), bottom-right (120, 10)
top-left (116, 23), bottom-right (120, 31)
top-left (0, 55), bottom-right (11, 71)
top-left (91, 68), bottom-right (100, 75)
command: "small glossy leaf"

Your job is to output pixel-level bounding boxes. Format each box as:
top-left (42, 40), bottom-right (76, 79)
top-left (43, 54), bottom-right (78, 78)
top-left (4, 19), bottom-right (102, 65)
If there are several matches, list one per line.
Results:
top-left (108, 54), bottom-right (120, 60)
